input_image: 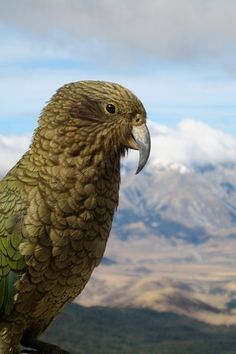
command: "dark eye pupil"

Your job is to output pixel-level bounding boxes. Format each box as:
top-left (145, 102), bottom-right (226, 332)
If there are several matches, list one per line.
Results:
top-left (106, 104), bottom-right (116, 114)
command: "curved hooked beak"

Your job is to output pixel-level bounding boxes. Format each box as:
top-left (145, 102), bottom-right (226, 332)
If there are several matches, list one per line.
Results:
top-left (123, 121), bottom-right (151, 174)
top-left (132, 124), bottom-right (151, 174)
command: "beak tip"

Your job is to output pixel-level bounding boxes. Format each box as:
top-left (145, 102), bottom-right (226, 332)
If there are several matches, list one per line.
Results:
top-left (135, 165), bottom-right (143, 175)
top-left (135, 154), bottom-right (150, 175)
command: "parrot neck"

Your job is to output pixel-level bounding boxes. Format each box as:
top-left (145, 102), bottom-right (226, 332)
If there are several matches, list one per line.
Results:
top-left (24, 124), bottom-right (122, 214)
top-left (30, 122), bottom-right (122, 175)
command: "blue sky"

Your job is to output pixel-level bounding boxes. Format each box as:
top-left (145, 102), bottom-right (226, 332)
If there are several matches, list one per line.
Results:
top-left (0, 0), bottom-right (236, 136)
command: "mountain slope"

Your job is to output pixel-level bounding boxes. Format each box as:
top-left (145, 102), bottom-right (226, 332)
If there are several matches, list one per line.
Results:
top-left (42, 303), bottom-right (236, 354)
top-left (115, 163), bottom-right (236, 243)
top-left (78, 162), bottom-right (236, 325)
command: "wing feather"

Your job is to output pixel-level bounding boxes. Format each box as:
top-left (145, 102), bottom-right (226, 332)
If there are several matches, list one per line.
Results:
top-left (0, 182), bottom-right (27, 315)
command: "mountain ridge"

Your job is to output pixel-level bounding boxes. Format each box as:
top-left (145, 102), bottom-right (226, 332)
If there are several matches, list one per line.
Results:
top-left (78, 161), bottom-right (236, 325)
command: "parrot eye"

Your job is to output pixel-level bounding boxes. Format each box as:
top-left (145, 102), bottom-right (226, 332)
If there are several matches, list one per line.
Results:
top-left (106, 103), bottom-right (116, 114)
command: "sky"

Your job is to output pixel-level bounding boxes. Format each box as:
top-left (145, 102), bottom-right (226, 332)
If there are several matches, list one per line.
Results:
top-left (0, 0), bottom-right (236, 173)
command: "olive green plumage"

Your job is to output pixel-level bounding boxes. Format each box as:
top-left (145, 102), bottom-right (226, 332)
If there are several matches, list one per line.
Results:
top-left (0, 80), bottom-right (150, 353)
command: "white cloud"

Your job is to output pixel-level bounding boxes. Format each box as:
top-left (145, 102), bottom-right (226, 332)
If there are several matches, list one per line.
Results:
top-left (0, 1), bottom-right (235, 139)
top-left (148, 119), bottom-right (236, 169)
top-left (127, 119), bottom-right (236, 171)
top-left (0, 0), bottom-right (236, 67)
top-left (0, 135), bottom-right (31, 177)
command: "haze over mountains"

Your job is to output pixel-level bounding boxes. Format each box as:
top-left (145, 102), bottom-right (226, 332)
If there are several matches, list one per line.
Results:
top-left (1, 119), bottom-right (236, 325)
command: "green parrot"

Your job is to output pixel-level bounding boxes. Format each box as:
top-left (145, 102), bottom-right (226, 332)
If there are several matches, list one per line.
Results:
top-left (0, 81), bottom-right (150, 353)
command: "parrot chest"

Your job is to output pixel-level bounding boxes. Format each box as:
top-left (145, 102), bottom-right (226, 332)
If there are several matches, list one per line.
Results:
top-left (12, 159), bottom-right (120, 335)
top-left (14, 173), bottom-right (119, 327)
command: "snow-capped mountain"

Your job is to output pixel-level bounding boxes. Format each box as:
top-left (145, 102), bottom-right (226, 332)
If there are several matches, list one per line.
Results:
top-left (116, 162), bottom-right (236, 243)
top-left (79, 159), bottom-right (236, 325)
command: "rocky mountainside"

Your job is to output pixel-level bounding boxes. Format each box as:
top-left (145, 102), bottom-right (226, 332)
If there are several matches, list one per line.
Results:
top-left (78, 161), bottom-right (236, 325)
top-left (114, 162), bottom-right (236, 243)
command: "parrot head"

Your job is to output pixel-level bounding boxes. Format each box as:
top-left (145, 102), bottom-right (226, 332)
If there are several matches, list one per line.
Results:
top-left (40, 80), bottom-right (151, 174)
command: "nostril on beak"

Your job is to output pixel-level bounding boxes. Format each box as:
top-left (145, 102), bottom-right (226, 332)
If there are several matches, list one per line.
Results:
top-left (133, 114), bottom-right (145, 126)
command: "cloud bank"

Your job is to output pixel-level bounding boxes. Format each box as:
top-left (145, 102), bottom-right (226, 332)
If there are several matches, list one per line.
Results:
top-left (0, 120), bottom-right (236, 177)
top-left (1, 0), bottom-right (236, 67)
top-left (128, 119), bottom-right (236, 170)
